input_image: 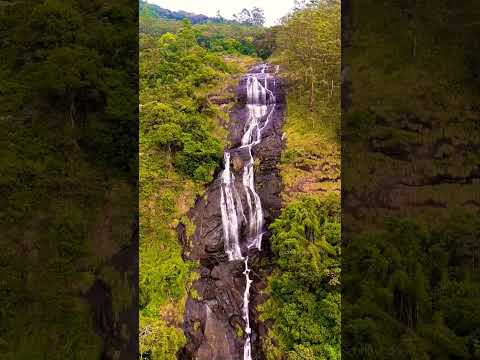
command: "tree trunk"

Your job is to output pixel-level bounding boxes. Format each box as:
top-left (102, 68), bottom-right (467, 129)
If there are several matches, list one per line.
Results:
top-left (413, 34), bottom-right (416, 57)
top-left (309, 68), bottom-right (315, 112)
top-left (69, 93), bottom-right (80, 151)
top-left (70, 95), bottom-right (76, 130)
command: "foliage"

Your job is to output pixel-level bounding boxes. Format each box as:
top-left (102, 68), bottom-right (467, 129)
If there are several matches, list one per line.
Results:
top-left (140, 21), bottom-right (230, 181)
top-left (232, 7), bottom-right (266, 26)
top-left (344, 0), bottom-right (480, 118)
top-left (279, 92), bottom-right (340, 204)
top-left (275, 1), bottom-right (341, 203)
top-left (256, 3), bottom-right (341, 358)
top-left (1, 0), bottom-right (137, 358)
top-left (261, 195), bottom-right (341, 359)
top-left (140, 317), bottom-right (186, 360)
top-left (342, 3), bottom-right (480, 358)
top-left (274, 0), bottom-right (340, 131)
top-left (140, 9), bottom-right (270, 58)
top-left (139, 19), bottom-right (248, 358)
top-left (139, 5), bottom-right (342, 359)
top-left (343, 214), bottom-right (480, 359)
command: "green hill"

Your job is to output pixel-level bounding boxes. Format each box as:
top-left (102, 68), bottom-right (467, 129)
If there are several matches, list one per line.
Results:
top-left (139, 1), bottom-right (230, 24)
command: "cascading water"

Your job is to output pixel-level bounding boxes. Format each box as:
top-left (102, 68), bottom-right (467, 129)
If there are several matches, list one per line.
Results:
top-left (220, 152), bottom-right (244, 261)
top-left (242, 257), bottom-right (253, 360)
top-left (219, 64), bottom-right (277, 359)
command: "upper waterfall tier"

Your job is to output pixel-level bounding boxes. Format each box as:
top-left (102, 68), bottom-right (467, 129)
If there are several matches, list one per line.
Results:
top-left (220, 64), bottom-right (277, 261)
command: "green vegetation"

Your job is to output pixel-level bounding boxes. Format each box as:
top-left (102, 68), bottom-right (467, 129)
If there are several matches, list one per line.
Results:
top-left (140, 6), bottom-right (273, 59)
top-left (344, 215), bottom-right (480, 359)
top-left (261, 196), bottom-right (341, 359)
top-left (258, 1), bottom-right (341, 358)
top-left (342, 1), bottom-right (480, 359)
top-left (345, 0), bottom-right (480, 119)
top-left (139, 17), bottom-right (257, 358)
top-left (139, 1), bottom-right (341, 358)
top-left (279, 92), bottom-right (341, 203)
top-left (275, 0), bottom-right (340, 121)
top-left (1, 0), bottom-right (137, 358)
top-left (273, 0), bottom-right (340, 202)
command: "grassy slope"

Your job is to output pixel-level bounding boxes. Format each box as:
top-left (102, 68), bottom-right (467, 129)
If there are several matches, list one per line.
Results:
top-left (258, 67), bottom-right (341, 359)
top-left (279, 87), bottom-right (340, 203)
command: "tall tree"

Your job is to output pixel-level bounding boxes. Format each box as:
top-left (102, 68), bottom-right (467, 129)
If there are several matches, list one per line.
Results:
top-left (238, 8), bottom-right (252, 24)
top-left (233, 7), bottom-right (266, 26)
top-left (276, 0), bottom-right (340, 120)
top-left (216, 10), bottom-right (224, 23)
top-left (251, 7), bottom-right (266, 26)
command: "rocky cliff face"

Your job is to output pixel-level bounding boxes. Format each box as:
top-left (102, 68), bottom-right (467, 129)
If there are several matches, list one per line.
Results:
top-left (178, 65), bottom-right (285, 360)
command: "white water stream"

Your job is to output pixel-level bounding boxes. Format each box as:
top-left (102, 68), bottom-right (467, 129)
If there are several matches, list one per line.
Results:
top-left (219, 64), bottom-right (277, 360)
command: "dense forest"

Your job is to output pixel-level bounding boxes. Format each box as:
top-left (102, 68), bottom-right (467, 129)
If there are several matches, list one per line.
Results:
top-left (139, 0), bottom-right (341, 359)
top-left (1, 0), bottom-right (138, 358)
top-left (342, 1), bottom-right (480, 359)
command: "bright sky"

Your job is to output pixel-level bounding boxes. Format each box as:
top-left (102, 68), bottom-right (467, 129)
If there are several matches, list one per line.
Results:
top-left (148, 0), bottom-right (296, 27)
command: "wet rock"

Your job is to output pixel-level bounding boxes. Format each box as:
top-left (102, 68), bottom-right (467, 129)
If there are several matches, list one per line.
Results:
top-left (184, 180), bottom-right (224, 262)
top-left (196, 313), bottom-right (238, 360)
top-left (232, 155), bottom-right (244, 174)
top-left (200, 267), bottom-right (211, 278)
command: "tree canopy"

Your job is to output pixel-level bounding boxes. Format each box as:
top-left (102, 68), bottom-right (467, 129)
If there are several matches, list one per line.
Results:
top-left (261, 195), bottom-right (341, 359)
top-left (233, 7), bottom-right (266, 27)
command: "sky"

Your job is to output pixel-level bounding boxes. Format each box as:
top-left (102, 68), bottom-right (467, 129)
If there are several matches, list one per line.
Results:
top-left (148, 0), bottom-right (296, 27)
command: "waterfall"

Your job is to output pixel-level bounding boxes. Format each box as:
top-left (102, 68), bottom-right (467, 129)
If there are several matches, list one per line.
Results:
top-left (242, 257), bottom-right (253, 360)
top-left (220, 152), bottom-right (244, 261)
top-left (219, 64), bottom-right (277, 359)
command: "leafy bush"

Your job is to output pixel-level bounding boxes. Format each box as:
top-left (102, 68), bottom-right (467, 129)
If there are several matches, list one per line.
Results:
top-left (261, 195), bottom-right (341, 359)
top-left (343, 214), bottom-right (480, 359)
top-left (140, 21), bottom-right (228, 182)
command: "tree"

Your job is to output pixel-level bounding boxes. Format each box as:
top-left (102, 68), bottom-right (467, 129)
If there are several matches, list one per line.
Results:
top-left (177, 19), bottom-right (197, 55)
top-left (275, 0), bottom-right (340, 121)
top-left (240, 8), bottom-right (252, 24)
top-left (215, 10), bottom-right (225, 23)
top-left (251, 7), bottom-right (266, 26)
top-left (233, 8), bottom-right (266, 26)
top-left (261, 195), bottom-right (341, 359)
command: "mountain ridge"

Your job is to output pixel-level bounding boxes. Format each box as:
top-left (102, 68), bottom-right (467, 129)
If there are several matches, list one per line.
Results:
top-left (139, 1), bottom-right (230, 24)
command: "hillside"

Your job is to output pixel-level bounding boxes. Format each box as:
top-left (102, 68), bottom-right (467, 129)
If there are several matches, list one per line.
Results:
top-left (342, 1), bottom-right (480, 358)
top-left (139, 1), bottom-right (341, 358)
top-left (258, 3), bottom-right (341, 358)
top-left (1, 1), bottom-right (138, 358)
top-left (139, 1), bottom-right (215, 24)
